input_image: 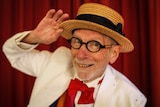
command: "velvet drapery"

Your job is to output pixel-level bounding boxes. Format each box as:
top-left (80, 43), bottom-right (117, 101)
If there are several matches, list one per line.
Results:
top-left (0, 0), bottom-right (159, 107)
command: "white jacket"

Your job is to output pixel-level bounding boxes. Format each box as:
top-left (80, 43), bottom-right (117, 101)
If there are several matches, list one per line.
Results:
top-left (3, 31), bottom-right (147, 107)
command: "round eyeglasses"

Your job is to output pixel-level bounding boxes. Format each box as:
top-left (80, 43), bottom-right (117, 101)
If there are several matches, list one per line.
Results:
top-left (68, 37), bottom-right (116, 53)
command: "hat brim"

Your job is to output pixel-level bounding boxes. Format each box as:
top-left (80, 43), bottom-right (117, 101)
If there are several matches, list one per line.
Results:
top-left (59, 20), bottom-right (134, 53)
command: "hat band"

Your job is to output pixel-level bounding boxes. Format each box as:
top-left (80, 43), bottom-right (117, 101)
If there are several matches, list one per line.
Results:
top-left (76, 14), bottom-right (125, 36)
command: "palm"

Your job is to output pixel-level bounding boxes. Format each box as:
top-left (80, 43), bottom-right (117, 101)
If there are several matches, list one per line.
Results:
top-left (33, 9), bottom-right (69, 44)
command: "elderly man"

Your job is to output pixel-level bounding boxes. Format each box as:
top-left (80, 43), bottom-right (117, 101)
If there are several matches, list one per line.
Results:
top-left (3, 3), bottom-right (147, 107)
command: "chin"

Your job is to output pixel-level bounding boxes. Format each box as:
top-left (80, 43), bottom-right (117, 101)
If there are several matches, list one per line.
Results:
top-left (77, 72), bottom-right (94, 82)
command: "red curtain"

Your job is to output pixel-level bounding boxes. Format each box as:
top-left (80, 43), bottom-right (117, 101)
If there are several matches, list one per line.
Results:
top-left (0, 0), bottom-right (159, 106)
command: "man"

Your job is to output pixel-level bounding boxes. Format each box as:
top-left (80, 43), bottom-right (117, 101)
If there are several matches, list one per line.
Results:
top-left (3, 3), bottom-right (147, 107)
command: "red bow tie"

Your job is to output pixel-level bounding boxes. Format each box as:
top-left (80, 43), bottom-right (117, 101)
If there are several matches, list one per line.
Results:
top-left (64, 79), bottom-right (95, 107)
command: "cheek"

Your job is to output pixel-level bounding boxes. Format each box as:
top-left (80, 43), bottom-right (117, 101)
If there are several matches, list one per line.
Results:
top-left (94, 51), bottom-right (112, 74)
top-left (71, 49), bottom-right (76, 57)
top-left (71, 49), bottom-right (78, 61)
top-left (95, 51), bottom-right (110, 66)
top-left (71, 50), bottom-right (76, 62)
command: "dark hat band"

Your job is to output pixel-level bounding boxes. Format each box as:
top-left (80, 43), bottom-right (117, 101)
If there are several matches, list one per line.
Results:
top-left (76, 14), bottom-right (125, 36)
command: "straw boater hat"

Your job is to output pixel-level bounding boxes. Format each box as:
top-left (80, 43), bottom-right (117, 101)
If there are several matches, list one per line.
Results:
top-left (59, 3), bottom-right (134, 53)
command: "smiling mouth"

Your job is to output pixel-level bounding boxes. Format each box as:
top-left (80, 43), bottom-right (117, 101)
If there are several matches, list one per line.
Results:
top-left (77, 63), bottom-right (93, 68)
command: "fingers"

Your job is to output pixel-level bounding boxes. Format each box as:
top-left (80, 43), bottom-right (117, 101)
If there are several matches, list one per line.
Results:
top-left (37, 9), bottom-right (69, 44)
top-left (46, 9), bottom-right (56, 18)
top-left (52, 9), bottom-right (63, 21)
top-left (52, 9), bottom-right (69, 23)
top-left (46, 9), bottom-right (69, 23)
top-left (57, 13), bottom-right (69, 23)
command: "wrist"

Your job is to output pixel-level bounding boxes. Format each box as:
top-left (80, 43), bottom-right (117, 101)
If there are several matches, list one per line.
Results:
top-left (21, 31), bottom-right (38, 44)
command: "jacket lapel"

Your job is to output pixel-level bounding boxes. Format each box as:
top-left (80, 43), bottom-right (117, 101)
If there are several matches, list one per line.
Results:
top-left (94, 65), bottom-right (117, 107)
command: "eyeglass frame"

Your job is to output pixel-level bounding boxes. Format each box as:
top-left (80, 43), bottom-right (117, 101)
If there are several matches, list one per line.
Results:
top-left (68, 37), bottom-right (117, 53)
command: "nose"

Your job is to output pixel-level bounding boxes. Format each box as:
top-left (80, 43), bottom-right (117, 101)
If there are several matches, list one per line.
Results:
top-left (76, 44), bottom-right (88, 59)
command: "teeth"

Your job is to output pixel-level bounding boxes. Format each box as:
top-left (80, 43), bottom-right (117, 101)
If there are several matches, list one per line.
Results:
top-left (78, 63), bottom-right (91, 68)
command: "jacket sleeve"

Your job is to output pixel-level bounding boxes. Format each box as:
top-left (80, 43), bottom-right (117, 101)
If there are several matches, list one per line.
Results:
top-left (2, 31), bottom-right (56, 77)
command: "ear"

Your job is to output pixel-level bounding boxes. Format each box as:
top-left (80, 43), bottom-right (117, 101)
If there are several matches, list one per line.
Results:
top-left (109, 45), bottom-right (121, 64)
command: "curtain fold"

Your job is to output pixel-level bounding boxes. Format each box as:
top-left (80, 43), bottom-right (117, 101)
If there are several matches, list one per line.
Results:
top-left (0, 0), bottom-right (159, 106)
top-left (148, 0), bottom-right (160, 106)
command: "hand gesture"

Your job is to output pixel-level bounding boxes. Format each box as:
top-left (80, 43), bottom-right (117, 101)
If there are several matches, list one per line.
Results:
top-left (23, 9), bottom-right (69, 44)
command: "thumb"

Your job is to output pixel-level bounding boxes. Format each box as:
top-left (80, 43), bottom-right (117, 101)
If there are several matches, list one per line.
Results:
top-left (54, 28), bottom-right (64, 38)
top-left (49, 29), bottom-right (64, 43)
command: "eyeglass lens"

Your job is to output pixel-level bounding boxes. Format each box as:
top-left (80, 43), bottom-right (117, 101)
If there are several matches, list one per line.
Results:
top-left (68, 37), bottom-right (106, 52)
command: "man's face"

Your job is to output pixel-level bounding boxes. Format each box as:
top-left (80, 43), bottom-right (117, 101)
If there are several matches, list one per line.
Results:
top-left (71, 29), bottom-right (120, 82)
